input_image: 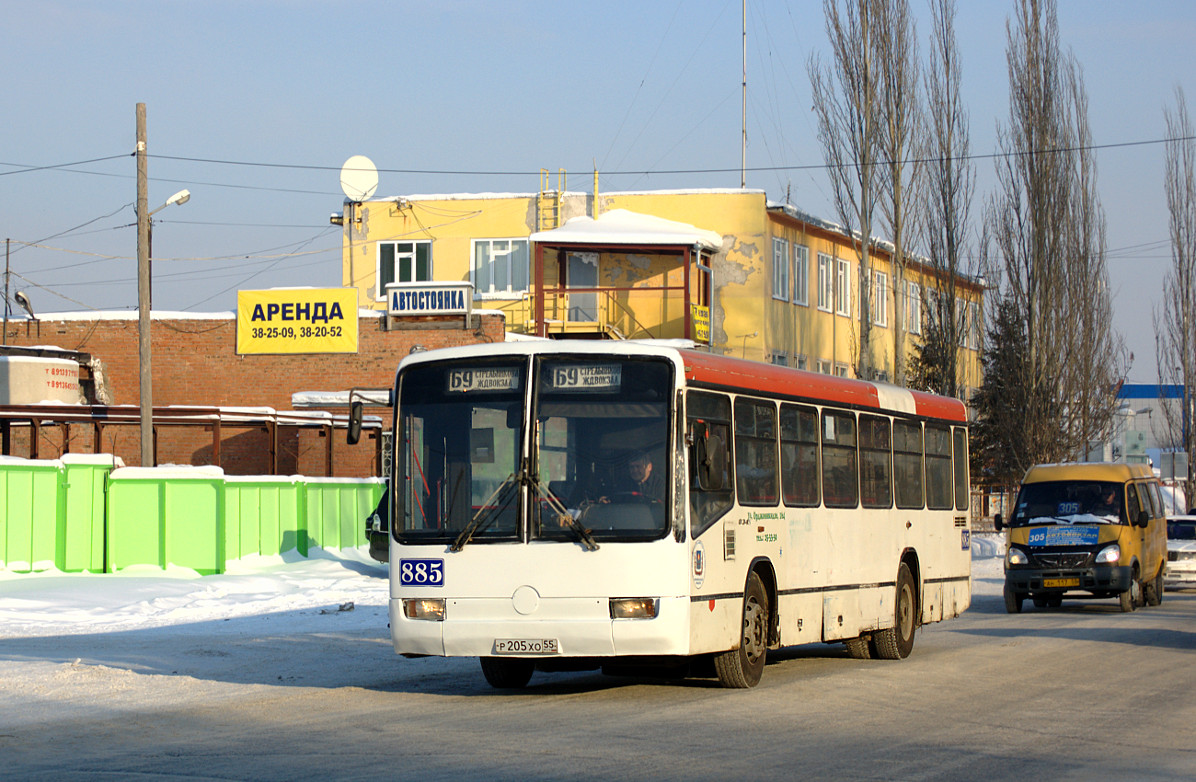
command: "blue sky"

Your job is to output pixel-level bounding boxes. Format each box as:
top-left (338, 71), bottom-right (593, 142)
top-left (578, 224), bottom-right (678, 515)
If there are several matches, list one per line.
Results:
top-left (3, 0), bottom-right (1195, 381)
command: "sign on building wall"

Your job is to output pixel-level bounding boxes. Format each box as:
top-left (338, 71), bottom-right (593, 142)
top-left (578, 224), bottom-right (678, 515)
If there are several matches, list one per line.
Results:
top-left (236, 288), bottom-right (359, 355)
top-left (691, 304), bottom-right (710, 343)
top-left (386, 281), bottom-right (473, 317)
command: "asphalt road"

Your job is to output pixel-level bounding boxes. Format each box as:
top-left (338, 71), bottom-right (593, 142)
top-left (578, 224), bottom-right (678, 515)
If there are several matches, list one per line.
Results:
top-left (4, 587), bottom-right (1195, 781)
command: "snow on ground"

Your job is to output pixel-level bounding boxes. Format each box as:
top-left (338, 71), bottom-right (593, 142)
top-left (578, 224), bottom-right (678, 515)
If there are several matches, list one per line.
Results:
top-left (0, 535), bottom-right (1008, 722)
top-left (1, 535), bottom-right (1006, 639)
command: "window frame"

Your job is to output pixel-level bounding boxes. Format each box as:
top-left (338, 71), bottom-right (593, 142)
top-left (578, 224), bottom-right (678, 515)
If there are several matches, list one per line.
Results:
top-left (817, 253), bottom-right (834, 312)
top-left (793, 244), bottom-right (810, 306)
top-left (835, 258), bottom-right (851, 317)
top-left (873, 270), bottom-right (889, 327)
top-left (772, 237), bottom-right (790, 302)
top-left (377, 240), bottom-right (432, 301)
top-left (471, 238), bottom-right (530, 299)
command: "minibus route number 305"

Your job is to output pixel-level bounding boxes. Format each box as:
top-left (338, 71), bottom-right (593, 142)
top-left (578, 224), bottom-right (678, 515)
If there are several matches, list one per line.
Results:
top-left (352, 340), bottom-right (972, 689)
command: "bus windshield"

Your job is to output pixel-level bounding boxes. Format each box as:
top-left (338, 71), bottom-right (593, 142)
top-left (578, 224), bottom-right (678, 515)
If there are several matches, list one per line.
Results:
top-left (533, 357), bottom-right (673, 542)
top-left (1009, 480), bottom-right (1126, 526)
top-left (393, 354), bottom-right (673, 545)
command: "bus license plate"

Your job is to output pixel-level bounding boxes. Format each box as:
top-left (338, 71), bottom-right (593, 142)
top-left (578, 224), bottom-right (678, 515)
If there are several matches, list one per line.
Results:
top-left (494, 638), bottom-right (559, 655)
top-left (1043, 577), bottom-right (1079, 588)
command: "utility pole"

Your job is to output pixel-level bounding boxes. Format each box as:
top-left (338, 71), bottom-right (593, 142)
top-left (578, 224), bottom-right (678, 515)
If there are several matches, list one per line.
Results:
top-left (136, 103), bottom-right (153, 467)
top-left (741, 0), bottom-right (747, 188)
top-left (3, 238), bottom-right (9, 345)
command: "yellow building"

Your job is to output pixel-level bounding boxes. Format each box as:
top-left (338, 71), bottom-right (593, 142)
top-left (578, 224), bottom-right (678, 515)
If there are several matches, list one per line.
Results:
top-left (336, 184), bottom-right (984, 398)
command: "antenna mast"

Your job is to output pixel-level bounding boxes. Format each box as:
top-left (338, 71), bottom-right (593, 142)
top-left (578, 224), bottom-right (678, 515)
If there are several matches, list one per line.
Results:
top-left (741, 0), bottom-right (747, 188)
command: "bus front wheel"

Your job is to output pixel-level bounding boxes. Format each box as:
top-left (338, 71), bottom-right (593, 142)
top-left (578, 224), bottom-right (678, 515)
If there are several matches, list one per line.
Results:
top-left (714, 572), bottom-right (769, 688)
top-left (873, 563), bottom-right (917, 660)
top-left (480, 657), bottom-right (535, 689)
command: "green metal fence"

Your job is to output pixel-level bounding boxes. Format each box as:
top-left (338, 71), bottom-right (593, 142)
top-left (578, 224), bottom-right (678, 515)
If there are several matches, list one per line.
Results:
top-left (0, 456), bottom-right (383, 575)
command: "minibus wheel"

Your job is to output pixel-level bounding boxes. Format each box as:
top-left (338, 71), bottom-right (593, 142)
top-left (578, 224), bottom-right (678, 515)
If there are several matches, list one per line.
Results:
top-left (1145, 567), bottom-right (1164, 606)
top-left (480, 657), bottom-right (535, 689)
top-left (714, 571), bottom-right (769, 688)
top-left (1003, 585), bottom-right (1024, 614)
top-left (1118, 568), bottom-right (1141, 612)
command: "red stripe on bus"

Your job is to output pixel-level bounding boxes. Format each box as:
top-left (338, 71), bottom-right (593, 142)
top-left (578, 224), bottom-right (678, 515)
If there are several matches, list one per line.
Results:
top-left (680, 350), bottom-right (966, 423)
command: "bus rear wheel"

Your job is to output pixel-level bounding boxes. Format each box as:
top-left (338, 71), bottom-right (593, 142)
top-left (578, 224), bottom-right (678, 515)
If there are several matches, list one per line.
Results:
top-left (1145, 566), bottom-right (1164, 606)
top-left (873, 563), bottom-right (917, 660)
top-left (714, 572), bottom-right (769, 688)
top-left (480, 657), bottom-right (535, 689)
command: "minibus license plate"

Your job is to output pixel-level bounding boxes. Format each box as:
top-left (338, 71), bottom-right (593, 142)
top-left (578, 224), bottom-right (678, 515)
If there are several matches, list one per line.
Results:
top-left (1043, 577), bottom-right (1079, 588)
top-left (495, 638), bottom-right (559, 655)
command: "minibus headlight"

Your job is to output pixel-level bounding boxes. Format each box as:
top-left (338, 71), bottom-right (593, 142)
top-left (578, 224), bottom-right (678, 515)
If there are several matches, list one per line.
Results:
top-left (610, 597), bottom-right (659, 619)
top-left (403, 598), bottom-right (445, 621)
top-left (1006, 547), bottom-right (1029, 566)
top-left (1095, 544), bottom-right (1121, 565)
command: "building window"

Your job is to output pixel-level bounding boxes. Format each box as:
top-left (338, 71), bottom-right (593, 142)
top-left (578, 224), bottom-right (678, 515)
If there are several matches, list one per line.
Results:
top-left (836, 259), bottom-right (851, 317)
top-left (816, 359), bottom-right (833, 375)
top-left (834, 362), bottom-right (850, 378)
top-left (793, 245), bottom-right (809, 306)
top-left (969, 300), bottom-right (981, 349)
top-left (378, 241), bottom-right (431, 299)
top-left (906, 281), bottom-right (922, 335)
top-left (472, 238), bottom-right (529, 298)
top-left (817, 253), bottom-right (834, 312)
top-left (873, 270), bottom-right (888, 327)
top-left (795, 354), bottom-right (808, 371)
top-left (957, 297), bottom-right (968, 347)
top-left (771, 352), bottom-right (788, 367)
top-left (772, 238), bottom-right (790, 301)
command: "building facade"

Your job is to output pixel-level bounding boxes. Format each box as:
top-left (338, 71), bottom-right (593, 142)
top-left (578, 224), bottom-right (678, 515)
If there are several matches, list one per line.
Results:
top-left (338, 185), bottom-right (984, 397)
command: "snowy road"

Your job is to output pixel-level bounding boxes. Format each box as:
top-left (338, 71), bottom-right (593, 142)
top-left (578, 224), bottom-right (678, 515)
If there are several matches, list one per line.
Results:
top-left (2, 537), bottom-right (1195, 780)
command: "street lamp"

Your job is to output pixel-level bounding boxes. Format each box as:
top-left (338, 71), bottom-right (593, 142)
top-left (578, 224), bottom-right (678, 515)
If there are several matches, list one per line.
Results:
top-left (135, 103), bottom-right (191, 467)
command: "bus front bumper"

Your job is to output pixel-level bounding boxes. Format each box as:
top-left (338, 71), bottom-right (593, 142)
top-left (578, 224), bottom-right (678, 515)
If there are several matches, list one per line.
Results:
top-left (1004, 564), bottom-right (1133, 595)
top-left (389, 595), bottom-right (692, 658)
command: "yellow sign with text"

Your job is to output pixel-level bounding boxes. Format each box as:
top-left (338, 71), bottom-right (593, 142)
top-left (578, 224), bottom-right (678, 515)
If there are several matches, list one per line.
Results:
top-left (691, 303), bottom-right (710, 343)
top-left (236, 288), bottom-right (359, 355)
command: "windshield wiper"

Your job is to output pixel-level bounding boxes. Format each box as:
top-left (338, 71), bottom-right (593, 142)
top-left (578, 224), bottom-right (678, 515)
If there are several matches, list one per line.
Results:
top-left (450, 473), bottom-right (519, 552)
top-left (529, 474), bottom-right (599, 551)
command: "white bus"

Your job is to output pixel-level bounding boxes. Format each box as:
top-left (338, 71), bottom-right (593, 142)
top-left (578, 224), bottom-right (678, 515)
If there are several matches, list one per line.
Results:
top-left (374, 340), bottom-right (972, 688)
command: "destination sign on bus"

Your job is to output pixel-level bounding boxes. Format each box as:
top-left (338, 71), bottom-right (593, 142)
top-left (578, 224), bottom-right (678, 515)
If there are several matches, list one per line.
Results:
top-left (447, 368), bottom-right (520, 393)
top-left (551, 364), bottom-right (622, 391)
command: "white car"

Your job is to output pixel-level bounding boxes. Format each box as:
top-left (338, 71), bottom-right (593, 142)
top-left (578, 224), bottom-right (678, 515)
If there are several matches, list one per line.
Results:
top-left (1165, 515), bottom-right (1196, 590)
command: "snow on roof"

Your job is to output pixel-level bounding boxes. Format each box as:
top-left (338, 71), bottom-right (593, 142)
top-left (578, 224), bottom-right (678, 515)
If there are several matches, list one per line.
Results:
top-left (529, 209), bottom-right (722, 250)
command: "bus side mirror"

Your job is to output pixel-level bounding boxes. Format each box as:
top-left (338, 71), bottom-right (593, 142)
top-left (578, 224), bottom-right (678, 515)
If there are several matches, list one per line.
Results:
top-left (694, 428), bottom-right (728, 492)
top-left (1136, 510), bottom-right (1150, 528)
top-left (993, 513), bottom-right (1003, 532)
top-left (347, 400), bottom-right (364, 445)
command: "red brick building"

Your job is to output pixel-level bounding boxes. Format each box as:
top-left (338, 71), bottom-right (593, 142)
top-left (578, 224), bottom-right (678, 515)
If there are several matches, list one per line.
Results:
top-left (1, 310), bottom-right (503, 476)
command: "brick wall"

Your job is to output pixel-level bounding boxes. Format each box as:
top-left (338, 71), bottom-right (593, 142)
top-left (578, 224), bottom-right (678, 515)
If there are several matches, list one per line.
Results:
top-left (2, 313), bottom-right (504, 475)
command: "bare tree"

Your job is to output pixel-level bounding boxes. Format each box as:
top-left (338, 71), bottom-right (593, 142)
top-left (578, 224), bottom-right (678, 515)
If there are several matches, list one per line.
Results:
top-left (915, 0), bottom-right (973, 398)
top-left (809, 0), bottom-right (882, 379)
top-left (875, 0), bottom-right (923, 386)
top-left (1154, 86), bottom-right (1196, 502)
top-left (980, 0), bottom-right (1125, 471)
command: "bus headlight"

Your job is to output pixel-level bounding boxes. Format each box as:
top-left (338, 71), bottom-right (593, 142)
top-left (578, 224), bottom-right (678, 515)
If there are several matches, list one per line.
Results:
top-left (609, 597), bottom-right (659, 619)
top-left (1006, 547), bottom-right (1029, 566)
top-left (403, 598), bottom-right (445, 621)
top-left (1095, 544), bottom-right (1121, 564)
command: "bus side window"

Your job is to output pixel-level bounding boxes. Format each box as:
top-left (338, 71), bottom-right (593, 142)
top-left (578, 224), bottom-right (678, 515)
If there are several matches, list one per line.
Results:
top-left (925, 424), bottom-right (953, 510)
top-left (859, 414), bottom-right (892, 509)
top-left (780, 403), bottom-right (820, 507)
top-left (688, 391), bottom-right (734, 537)
top-left (734, 397), bottom-right (778, 506)
top-left (821, 410), bottom-right (858, 508)
top-left (953, 427), bottom-right (970, 512)
top-left (893, 420), bottom-right (924, 509)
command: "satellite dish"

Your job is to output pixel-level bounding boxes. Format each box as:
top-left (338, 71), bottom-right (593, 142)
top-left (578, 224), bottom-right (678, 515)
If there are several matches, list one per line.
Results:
top-left (340, 155), bottom-right (379, 201)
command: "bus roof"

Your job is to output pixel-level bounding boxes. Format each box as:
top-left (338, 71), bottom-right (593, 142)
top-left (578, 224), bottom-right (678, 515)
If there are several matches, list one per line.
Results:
top-left (680, 350), bottom-right (967, 423)
top-left (1021, 462), bottom-right (1156, 484)
top-left (395, 340), bottom-right (968, 423)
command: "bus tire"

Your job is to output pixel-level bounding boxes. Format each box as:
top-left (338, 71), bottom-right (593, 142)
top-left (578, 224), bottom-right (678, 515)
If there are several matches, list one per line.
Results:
top-left (1145, 567), bottom-right (1164, 606)
top-left (480, 657), bottom-right (535, 689)
top-left (714, 572), bottom-right (769, 688)
top-left (844, 636), bottom-right (872, 659)
top-left (1118, 567), bottom-right (1141, 613)
top-left (1003, 585), bottom-right (1024, 614)
top-left (873, 563), bottom-right (917, 660)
